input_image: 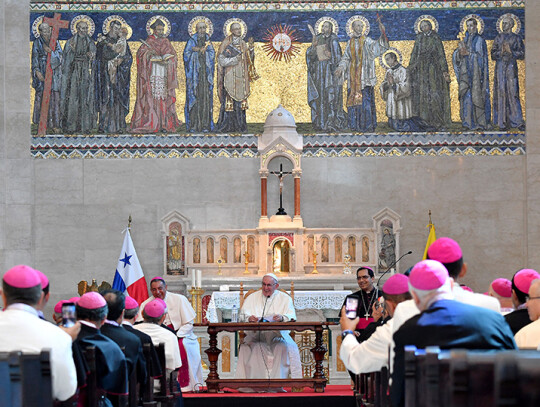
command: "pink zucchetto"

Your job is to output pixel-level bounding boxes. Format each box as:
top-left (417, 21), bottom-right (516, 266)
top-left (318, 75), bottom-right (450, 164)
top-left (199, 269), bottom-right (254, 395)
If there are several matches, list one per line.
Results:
top-left (78, 292), bottom-right (106, 309)
top-left (409, 260), bottom-right (449, 291)
top-left (68, 296), bottom-right (80, 304)
top-left (151, 276), bottom-right (166, 283)
top-left (427, 237), bottom-right (462, 264)
top-left (514, 269), bottom-right (540, 294)
top-left (382, 274), bottom-right (409, 295)
top-left (125, 296), bottom-right (139, 310)
top-left (2, 265), bottom-right (41, 288)
top-left (491, 278), bottom-right (512, 298)
top-left (461, 285), bottom-right (473, 293)
top-left (34, 269), bottom-right (49, 289)
top-left (144, 299), bottom-right (166, 318)
top-left (54, 300), bottom-right (68, 314)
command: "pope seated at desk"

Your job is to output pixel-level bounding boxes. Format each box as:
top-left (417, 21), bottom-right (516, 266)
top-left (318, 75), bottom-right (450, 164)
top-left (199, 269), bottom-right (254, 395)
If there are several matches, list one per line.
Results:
top-left (235, 273), bottom-right (302, 382)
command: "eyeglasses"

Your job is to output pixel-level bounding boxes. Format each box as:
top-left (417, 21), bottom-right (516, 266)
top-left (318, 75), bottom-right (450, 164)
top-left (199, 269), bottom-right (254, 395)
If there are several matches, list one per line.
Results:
top-left (357, 276), bottom-right (371, 280)
top-left (526, 296), bottom-right (540, 301)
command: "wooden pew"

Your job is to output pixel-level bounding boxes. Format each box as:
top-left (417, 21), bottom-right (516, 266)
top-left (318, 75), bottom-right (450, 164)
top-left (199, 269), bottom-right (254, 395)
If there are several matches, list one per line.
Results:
top-left (141, 343), bottom-right (158, 407)
top-left (153, 343), bottom-right (181, 407)
top-left (402, 347), bottom-right (540, 407)
top-left (0, 350), bottom-right (54, 407)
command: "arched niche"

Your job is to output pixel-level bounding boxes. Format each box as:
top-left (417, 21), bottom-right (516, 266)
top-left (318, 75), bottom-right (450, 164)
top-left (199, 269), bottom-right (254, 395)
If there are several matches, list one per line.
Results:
top-left (161, 211), bottom-right (191, 275)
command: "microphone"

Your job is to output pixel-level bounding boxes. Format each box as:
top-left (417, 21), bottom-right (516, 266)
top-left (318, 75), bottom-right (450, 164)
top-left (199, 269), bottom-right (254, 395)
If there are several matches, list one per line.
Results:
top-left (377, 250), bottom-right (413, 289)
top-left (260, 296), bottom-right (269, 322)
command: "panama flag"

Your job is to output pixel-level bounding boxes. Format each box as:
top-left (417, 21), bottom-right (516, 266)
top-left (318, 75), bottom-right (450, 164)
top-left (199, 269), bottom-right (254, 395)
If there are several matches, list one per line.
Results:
top-left (112, 229), bottom-right (149, 305)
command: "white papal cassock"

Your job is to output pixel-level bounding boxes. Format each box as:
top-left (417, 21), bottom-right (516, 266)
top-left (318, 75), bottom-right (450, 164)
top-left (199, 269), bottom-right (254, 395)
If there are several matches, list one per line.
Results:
top-left (236, 290), bottom-right (302, 379)
top-left (137, 292), bottom-right (204, 391)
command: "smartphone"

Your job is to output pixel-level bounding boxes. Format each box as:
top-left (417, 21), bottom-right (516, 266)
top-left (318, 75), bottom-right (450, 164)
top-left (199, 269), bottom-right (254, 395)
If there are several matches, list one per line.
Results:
top-left (62, 302), bottom-right (76, 328)
top-left (345, 295), bottom-right (359, 319)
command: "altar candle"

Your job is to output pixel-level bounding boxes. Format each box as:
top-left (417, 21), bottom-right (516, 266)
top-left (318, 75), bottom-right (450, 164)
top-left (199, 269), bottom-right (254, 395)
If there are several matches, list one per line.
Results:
top-left (191, 269), bottom-right (196, 289)
top-left (196, 269), bottom-right (202, 288)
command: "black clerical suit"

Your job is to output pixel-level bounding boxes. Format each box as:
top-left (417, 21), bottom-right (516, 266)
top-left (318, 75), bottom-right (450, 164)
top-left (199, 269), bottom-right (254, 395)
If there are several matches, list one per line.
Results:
top-left (504, 308), bottom-right (532, 334)
top-left (391, 299), bottom-right (516, 407)
top-left (75, 323), bottom-right (129, 406)
top-left (101, 322), bottom-right (147, 386)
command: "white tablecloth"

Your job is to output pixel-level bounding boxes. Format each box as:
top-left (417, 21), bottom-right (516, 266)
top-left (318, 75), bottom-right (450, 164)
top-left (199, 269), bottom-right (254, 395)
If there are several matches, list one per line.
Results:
top-left (206, 290), bottom-right (351, 323)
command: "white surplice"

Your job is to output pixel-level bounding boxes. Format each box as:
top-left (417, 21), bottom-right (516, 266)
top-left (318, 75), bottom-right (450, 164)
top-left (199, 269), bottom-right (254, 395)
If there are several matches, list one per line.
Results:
top-left (137, 292), bottom-right (203, 391)
top-left (236, 290), bottom-right (302, 379)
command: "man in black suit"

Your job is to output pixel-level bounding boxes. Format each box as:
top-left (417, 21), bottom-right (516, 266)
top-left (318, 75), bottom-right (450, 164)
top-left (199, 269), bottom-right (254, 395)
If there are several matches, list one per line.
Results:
top-left (391, 260), bottom-right (516, 407)
top-left (101, 289), bottom-right (147, 387)
top-left (505, 268), bottom-right (540, 334)
top-left (122, 295), bottom-right (162, 377)
top-left (75, 292), bottom-right (128, 405)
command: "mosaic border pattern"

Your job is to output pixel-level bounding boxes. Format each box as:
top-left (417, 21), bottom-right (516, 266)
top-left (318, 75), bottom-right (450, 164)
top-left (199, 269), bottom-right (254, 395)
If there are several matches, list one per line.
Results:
top-left (30, 1), bottom-right (525, 12)
top-left (31, 132), bottom-right (525, 159)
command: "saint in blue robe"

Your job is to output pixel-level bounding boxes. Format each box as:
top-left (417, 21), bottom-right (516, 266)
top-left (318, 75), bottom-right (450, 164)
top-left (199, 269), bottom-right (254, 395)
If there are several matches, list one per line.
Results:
top-left (183, 33), bottom-right (215, 133)
top-left (491, 32), bottom-right (525, 130)
top-left (306, 34), bottom-right (347, 132)
top-left (453, 32), bottom-right (491, 130)
top-left (31, 36), bottom-right (63, 130)
top-left (95, 33), bottom-right (133, 134)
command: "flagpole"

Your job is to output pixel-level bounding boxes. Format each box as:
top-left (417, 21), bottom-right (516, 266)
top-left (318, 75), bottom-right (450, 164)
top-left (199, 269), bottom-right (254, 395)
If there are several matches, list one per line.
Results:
top-left (127, 215), bottom-right (132, 230)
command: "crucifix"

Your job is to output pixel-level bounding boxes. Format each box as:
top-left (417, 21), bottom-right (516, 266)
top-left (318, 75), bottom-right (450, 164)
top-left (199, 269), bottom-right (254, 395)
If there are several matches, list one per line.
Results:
top-left (270, 163), bottom-right (292, 215)
top-left (37, 13), bottom-right (69, 136)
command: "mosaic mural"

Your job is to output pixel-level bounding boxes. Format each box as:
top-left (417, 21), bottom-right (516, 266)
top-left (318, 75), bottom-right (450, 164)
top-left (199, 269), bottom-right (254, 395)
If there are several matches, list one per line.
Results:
top-left (30, 1), bottom-right (525, 158)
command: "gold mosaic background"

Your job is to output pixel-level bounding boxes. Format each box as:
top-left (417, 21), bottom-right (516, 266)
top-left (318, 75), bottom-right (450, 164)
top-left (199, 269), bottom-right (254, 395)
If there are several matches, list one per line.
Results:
top-left (30, 39), bottom-right (526, 127)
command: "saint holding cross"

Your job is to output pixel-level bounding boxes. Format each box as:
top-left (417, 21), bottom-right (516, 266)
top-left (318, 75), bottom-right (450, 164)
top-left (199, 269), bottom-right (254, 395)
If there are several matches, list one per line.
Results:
top-left (32, 13), bottom-right (69, 135)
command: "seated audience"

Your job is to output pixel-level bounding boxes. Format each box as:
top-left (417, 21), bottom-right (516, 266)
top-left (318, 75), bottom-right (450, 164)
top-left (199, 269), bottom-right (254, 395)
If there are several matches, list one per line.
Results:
top-left (514, 278), bottom-right (540, 348)
top-left (391, 260), bottom-right (516, 407)
top-left (340, 273), bottom-right (412, 374)
top-left (122, 295), bottom-right (162, 377)
top-left (134, 298), bottom-right (182, 396)
top-left (426, 237), bottom-right (500, 311)
top-left (100, 289), bottom-right (147, 387)
top-left (0, 265), bottom-right (78, 402)
top-left (489, 277), bottom-right (514, 314)
top-left (505, 268), bottom-right (540, 334)
top-left (74, 291), bottom-right (128, 405)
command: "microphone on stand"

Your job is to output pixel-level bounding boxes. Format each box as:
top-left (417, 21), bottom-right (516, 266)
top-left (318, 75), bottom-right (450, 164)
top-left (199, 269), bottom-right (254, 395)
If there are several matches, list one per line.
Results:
top-left (260, 296), bottom-right (269, 322)
top-left (377, 250), bottom-right (413, 289)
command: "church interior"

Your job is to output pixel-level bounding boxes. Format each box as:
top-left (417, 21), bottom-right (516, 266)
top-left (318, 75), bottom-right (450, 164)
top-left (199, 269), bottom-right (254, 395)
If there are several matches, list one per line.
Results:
top-left (1, 0), bottom-right (540, 405)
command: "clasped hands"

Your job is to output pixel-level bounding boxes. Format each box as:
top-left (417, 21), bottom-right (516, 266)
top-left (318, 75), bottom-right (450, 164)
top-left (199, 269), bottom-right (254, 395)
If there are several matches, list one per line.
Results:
top-left (247, 314), bottom-right (284, 323)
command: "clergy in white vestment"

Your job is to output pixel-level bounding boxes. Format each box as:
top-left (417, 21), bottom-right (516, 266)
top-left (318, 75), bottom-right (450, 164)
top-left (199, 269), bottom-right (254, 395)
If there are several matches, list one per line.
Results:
top-left (0, 265), bottom-right (78, 402)
top-left (379, 50), bottom-right (433, 132)
top-left (236, 273), bottom-right (302, 381)
top-left (134, 299), bottom-right (182, 394)
top-left (137, 277), bottom-right (203, 392)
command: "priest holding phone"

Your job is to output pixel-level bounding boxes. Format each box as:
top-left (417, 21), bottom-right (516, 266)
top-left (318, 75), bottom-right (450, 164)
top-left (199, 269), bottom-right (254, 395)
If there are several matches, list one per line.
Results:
top-left (340, 266), bottom-right (382, 336)
top-left (235, 273), bottom-right (302, 385)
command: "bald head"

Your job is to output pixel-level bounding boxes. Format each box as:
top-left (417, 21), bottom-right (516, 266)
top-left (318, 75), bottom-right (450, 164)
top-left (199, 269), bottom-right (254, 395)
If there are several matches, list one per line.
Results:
top-left (527, 279), bottom-right (540, 321)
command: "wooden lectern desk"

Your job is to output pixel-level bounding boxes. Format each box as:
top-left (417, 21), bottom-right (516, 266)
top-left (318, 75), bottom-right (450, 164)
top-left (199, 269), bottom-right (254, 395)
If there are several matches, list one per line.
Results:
top-left (196, 321), bottom-right (334, 393)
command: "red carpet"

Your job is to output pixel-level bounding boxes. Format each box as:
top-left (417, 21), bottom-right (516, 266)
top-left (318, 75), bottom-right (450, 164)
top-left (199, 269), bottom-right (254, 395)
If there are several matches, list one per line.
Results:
top-left (183, 385), bottom-right (355, 407)
top-left (183, 385), bottom-right (353, 398)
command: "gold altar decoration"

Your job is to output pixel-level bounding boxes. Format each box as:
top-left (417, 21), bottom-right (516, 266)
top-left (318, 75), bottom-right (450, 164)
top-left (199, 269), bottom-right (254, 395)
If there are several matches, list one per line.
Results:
top-left (336, 335), bottom-right (346, 372)
top-left (295, 330), bottom-right (330, 379)
top-left (217, 256), bottom-right (224, 275)
top-left (189, 287), bottom-right (205, 324)
top-left (221, 336), bottom-right (231, 373)
top-left (244, 250), bottom-right (250, 274)
top-left (77, 279), bottom-right (111, 296)
top-left (311, 250), bottom-right (319, 274)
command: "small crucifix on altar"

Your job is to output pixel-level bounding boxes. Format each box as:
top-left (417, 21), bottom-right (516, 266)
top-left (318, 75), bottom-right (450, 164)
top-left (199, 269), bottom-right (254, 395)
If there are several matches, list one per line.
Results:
top-left (37, 13), bottom-right (69, 136)
top-left (270, 163), bottom-right (292, 215)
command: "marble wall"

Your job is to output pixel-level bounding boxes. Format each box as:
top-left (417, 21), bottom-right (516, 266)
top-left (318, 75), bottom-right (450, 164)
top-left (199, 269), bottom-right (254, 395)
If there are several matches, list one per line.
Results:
top-left (0, 1), bottom-right (539, 318)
